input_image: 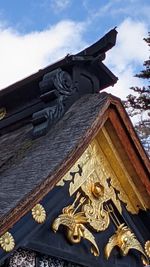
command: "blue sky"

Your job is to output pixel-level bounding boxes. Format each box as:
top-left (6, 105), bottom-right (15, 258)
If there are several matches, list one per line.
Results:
top-left (0, 0), bottom-right (149, 99)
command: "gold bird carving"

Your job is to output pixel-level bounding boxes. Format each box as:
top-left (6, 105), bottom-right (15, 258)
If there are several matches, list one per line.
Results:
top-left (52, 206), bottom-right (99, 256)
top-left (105, 223), bottom-right (148, 263)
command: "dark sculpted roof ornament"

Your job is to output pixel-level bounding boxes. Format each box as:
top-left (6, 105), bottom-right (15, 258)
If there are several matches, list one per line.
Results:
top-left (0, 28), bottom-right (118, 138)
top-left (32, 68), bottom-right (75, 137)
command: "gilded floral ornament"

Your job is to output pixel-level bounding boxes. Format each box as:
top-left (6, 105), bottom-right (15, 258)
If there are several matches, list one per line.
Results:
top-left (0, 232), bottom-right (15, 252)
top-left (32, 204), bottom-right (46, 223)
top-left (145, 241), bottom-right (150, 258)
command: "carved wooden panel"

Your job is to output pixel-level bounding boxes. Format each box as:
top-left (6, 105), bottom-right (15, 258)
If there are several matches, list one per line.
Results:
top-left (38, 254), bottom-right (84, 267)
top-left (8, 249), bottom-right (35, 267)
top-left (7, 249), bottom-right (85, 267)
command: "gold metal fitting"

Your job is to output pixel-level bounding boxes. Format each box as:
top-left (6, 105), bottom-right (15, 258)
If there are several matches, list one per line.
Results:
top-left (0, 232), bottom-right (15, 252)
top-left (145, 240), bottom-right (150, 258)
top-left (32, 203), bottom-right (46, 223)
top-left (0, 107), bottom-right (6, 120)
top-left (91, 182), bottom-right (104, 199)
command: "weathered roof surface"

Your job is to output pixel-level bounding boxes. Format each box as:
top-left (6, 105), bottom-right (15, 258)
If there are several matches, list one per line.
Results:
top-left (0, 93), bottom-right (108, 216)
top-left (0, 92), bottom-right (150, 236)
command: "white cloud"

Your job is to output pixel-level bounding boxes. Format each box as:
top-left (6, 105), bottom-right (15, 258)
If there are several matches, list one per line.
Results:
top-left (105, 18), bottom-right (149, 99)
top-left (108, 4), bottom-right (150, 22)
top-left (0, 15), bottom-right (149, 106)
top-left (0, 20), bottom-right (86, 90)
top-left (88, 0), bottom-right (150, 23)
top-left (51, 0), bottom-right (71, 12)
top-left (82, 1), bottom-right (114, 18)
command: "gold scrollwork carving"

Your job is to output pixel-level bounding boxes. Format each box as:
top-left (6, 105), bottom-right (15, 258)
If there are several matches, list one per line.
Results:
top-left (0, 232), bottom-right (15, 252)
top-left (53, 166), bottom-right (122, 244)
top-left (52, 155), bottom-right (124, 255)
top-left (32, 204), bottom-right (46, 224)
top-left (57, 149), bottom-right (92, 187)
top-left (83, 181), bottom-right (110, 231)
top-left (80, 171), bottom-right (121, 232)
top-left (57, 138), bottom-right (142, 214)
top-left (52, 192), bottom-right (99, 256)
top-left (54, 135), bottom-right (147, 261)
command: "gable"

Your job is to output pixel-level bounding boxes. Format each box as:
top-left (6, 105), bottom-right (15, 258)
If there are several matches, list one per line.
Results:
top-left (57, 126), bottom-right (149, 214)
top-left (0, 96), bottom-right (150, 266)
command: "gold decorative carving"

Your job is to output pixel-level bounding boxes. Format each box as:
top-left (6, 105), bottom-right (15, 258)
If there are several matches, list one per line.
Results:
top-left (145, 240), bottom-right (150, 258)
top-left (57, 137), bottom-right (140, 214)
top-left (52, 192), bottom-right (99, 256)
top-left (0, 232), bottom-right (15, 252)
top-left (90, 140), bottom-right (138, 214)
top-left (142, 257), bottom-right (150, 266)
top-left (0, 107), bottom-right (6, 120)
top-left (105, 223), bottom-right (147, 262)
top-left (53, 140), bottom-right (128, 251)
top-left (81, 171), bottom-right (119, 232)
top-left (54, 164), bottom-right (122, 234)
top-left (54, 129), bottom-right (147, 260)
top-left (101, 127), bottom-right (147, 211)
top-left (32, 204), bottom-right (46, 223)
top-left (57, 148), bottom-right (92, 189)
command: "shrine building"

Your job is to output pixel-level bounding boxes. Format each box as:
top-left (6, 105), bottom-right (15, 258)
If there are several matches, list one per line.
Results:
top-left (0, 28), bottom-right (150, 267)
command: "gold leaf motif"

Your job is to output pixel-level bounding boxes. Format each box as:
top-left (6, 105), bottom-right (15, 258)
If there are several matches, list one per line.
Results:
top-left (145, 240), bottom-right (150, 258)
top-left (0, 232), bottom-right (15, 252)
top-left (81, 172), bottom-right (110, 232)
top-left (0, 107), bottom-right (6, 120)
top-left (54, 129), bottom-right (148, 259)
top-left (57, 133), bottom-right (144, 214)
top-left (57, 148), bottom-right (92, 188)
top-left (90, 140), bottom-right (135, 214)
top-left (32, 204), bottom-right (46, 223)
